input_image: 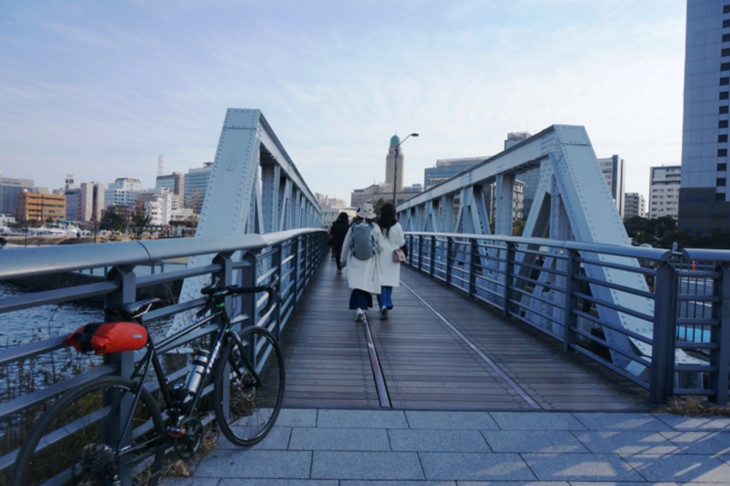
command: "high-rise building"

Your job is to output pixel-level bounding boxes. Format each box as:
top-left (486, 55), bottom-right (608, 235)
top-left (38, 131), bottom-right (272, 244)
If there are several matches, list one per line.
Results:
top-left (679, 0), bottom-right (730, 234)
top-left (65, 182), bottom-right (105, 222)
top-left (649, 166), bottom-right (681, 220)
top-left (424, 157), bottom-right (487, 189)
top-left (156, 172), bottom-right (185, 211)
top-left (624, 192), bottom-right (646, 220)
top-left (598, 155), bottom-right (626, 219)
top-left (385, 135), bottom-right (406, 193)
top-left (184, 163), bottom-right (213, 214)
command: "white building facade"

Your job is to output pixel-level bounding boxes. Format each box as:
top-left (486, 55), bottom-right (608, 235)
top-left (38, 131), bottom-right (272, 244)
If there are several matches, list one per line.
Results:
top-left (649, 166), bottom-right (681, 220)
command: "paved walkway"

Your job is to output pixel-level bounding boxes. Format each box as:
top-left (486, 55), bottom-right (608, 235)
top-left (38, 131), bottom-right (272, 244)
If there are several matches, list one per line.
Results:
top-left (162, 408), bottom-right (730, 485)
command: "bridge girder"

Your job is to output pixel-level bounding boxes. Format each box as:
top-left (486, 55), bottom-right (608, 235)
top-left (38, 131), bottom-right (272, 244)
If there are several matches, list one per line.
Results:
top-left (398, 125), bottom-right (690, 375)
top-left (176, 109), bottom-right (321, 331)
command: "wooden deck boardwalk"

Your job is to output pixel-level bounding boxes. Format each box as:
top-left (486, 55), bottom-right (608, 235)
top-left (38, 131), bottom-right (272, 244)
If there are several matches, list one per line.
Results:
top-left (279, 257), bottom-right (653, 412)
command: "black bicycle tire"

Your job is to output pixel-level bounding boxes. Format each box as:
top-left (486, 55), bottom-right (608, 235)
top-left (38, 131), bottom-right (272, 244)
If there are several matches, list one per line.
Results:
top-left (11, 376), bottom-right (166, 486)
top-left (213, 326), bottom-right (285, 447)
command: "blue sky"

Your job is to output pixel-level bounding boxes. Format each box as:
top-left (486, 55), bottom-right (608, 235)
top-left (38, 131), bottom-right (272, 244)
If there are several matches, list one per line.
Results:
top-left (1, 0), bottom-right (685, 203)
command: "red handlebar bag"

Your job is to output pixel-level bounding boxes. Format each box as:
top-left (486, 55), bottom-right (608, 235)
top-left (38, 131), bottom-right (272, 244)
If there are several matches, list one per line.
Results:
top-left (66, 322), bottom-right (148, 354)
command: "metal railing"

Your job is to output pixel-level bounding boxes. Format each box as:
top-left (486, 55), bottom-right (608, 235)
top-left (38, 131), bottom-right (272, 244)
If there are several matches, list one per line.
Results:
top-left (404, 231), bottom-right (730, 405)
top-left (0, 228), bottom-right (328, 479)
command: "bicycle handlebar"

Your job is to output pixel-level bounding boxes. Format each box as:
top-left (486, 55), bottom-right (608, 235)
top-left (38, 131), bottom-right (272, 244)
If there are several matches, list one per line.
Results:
top-left (198, 275), bottom-right (280, 317)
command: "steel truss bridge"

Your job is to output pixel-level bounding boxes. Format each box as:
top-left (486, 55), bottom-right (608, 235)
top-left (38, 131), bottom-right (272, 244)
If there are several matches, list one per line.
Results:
top-left (0, 108), bottom-right (729, 481)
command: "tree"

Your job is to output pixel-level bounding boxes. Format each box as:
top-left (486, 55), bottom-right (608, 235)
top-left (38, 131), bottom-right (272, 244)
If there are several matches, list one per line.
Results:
top-left (100, 206), bottom-right (127, 240)
top-left (130, 201), bottom-right (150, 240)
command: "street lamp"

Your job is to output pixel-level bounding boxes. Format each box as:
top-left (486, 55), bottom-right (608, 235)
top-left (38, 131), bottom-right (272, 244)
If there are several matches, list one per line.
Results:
top-left (393, 132), bottom-right (419, 205)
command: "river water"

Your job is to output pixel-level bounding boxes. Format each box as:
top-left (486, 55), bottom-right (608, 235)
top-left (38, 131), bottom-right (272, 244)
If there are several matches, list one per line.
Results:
top-left (0, 283), bottom-right (103, 348)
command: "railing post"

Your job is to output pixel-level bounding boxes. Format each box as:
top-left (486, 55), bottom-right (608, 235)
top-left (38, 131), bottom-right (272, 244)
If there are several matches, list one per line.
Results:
top-left (270, 243), bottom-right (283, 339)
top-left (503, 242), bottom-right (514, 318)
top-left (292, 235), bottom-right (301, 299)
top-left (469, 238), bottom-right (477, 297)
top-left (428, 235), bottom-right (436, 277)
top-left (104, 265), bottom-right (138, 378)
top-left (563, 248), bottom-right (580, 352)
top-left (103, 265), bottom-right (139, 486)
top-left (417, 235), bottom-right (424, 272)
top-left (650, 260), bottom-right (677, 404)
top-left (237, 251), bottom-right (257, 328)
top-left (445, 237), bottom-right (453, 286)
top-left (710, 262), bottom-right (730, 405)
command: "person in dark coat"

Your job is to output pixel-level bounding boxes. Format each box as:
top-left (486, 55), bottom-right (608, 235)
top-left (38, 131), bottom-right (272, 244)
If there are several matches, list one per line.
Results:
top-left (329, 212), bottom-right (350, 274)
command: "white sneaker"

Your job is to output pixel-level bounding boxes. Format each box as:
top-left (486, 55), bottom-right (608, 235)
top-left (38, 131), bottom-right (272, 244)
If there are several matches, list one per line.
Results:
top-left (355, 308), bottom-right (365, 322)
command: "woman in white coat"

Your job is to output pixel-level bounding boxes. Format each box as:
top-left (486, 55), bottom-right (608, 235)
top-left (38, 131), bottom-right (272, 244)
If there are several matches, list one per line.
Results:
top-left (340, 203), bottom-right (382, 321)
top-left (375, 202), bottom-right (405, 320)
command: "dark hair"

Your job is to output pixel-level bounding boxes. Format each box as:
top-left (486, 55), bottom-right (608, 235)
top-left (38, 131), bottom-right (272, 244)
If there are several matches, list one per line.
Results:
top-left (378, 202), bottom-right (397, 236)
top-left (336, 212), bottom-right (349, 223)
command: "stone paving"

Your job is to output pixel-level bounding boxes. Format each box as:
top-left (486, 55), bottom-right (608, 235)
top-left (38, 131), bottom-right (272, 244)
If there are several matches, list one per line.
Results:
top-left (161, 408), bottom-right (730, 485)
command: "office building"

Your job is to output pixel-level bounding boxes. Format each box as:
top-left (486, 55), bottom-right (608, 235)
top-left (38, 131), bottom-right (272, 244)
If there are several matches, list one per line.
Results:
top-left (156, 172), bottom-right (185, 211)
top-left (185, 163), bottom-right (213, 214)
top-left (424, 157), bottom-right (487, 189)
top-left (679, 0), bottom-right (730, 234)
top-left (624, 192), bottom-right (646, 220)
top-left (65, 182), bottom-right (105, 222)
top-left (16, 191), bottom-right (66, 222)
top-left (105, 178), bottom-right (142, 208)
top-left (649, 166), bottom-right (681, 220)
top-left (598, 155), bottom-right (626, 219)
top-left (0, 175), bottom-right (34, 216)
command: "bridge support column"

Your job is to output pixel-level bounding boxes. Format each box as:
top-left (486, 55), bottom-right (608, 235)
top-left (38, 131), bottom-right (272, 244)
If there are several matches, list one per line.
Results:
top-left (710, 262), bottom-right (730, 405)
top-left (650, 261), bottom-right (677, 404)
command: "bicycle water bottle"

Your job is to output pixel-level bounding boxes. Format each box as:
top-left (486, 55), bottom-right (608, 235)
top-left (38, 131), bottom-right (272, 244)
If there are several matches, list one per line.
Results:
top-left (185, 349), bottom-right (210, 394)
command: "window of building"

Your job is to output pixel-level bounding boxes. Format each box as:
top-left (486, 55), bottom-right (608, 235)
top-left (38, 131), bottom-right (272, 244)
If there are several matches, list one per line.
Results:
top-left (719, 163), bottom-right (728, 171)
top-left (721, 105), bottom-right (730, 114)
top-left (724, 48), bottom-right (730, 57)
top-left (723, 62), bottom-right (730, 71)
top-left (725, 4), bottom-right (730, 13)
top-left (719, 149), bottom-right (728, 157)
top-left (718, 178), bottom-right (727, 186)
top-left (721, 120), bottom-right (730, 129)
top-left (723, 91), bottom-right (730, 100)
top-left (720, 134), bottom-right (729, 143)
top-left (725, 19), bottom-right (730, 28)
top-left (723, 77), bottom-right (730, 85)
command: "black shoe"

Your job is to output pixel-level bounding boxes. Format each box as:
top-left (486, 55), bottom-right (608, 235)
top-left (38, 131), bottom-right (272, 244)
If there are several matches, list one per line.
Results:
top-left (380, 307), bottom-right (388, 320)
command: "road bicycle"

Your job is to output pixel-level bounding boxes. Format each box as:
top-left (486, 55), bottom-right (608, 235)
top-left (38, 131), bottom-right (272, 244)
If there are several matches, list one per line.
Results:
top-left (11, 275), bottom-right (285, 486)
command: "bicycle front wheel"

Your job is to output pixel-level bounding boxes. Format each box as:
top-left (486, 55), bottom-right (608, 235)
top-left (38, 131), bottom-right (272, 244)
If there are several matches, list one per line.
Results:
top-left (213, 326), bottom-right (285, 446)
top-left (11, 376), bottom-right (166, 486)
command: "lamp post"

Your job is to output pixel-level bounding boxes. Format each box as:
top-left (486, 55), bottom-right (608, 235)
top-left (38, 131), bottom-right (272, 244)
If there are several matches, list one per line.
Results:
top-left (393, 132), bottom-right (419, 205)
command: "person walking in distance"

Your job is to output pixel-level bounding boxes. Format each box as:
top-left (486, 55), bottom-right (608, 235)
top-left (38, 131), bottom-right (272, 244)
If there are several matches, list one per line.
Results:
top-left (376, 202), bottom-right (405, 320)
top-left (329, 212), bottom-right (350, 274)
top-left (340, 203), bottom-right (381, 321)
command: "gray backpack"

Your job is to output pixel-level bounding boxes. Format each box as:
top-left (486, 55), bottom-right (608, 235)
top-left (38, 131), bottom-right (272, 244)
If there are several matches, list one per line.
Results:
top-left (351, 223), bottom-right (375, 260)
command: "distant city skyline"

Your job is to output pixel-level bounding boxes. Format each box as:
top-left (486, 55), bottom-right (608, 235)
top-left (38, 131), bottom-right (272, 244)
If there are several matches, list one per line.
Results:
top-left (1, 1), bottom-right (685, 203)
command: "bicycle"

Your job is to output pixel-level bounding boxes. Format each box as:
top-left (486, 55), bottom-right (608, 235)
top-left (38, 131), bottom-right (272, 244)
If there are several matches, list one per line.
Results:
top-left (11, 275), bottom-right (285, 486)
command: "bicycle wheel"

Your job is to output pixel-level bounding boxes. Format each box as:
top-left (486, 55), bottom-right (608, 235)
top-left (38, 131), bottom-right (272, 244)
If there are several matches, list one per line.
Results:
top-left (213, 326), bottom-right (285, 446)
top-left (11, 376), bottom-right (166, 486)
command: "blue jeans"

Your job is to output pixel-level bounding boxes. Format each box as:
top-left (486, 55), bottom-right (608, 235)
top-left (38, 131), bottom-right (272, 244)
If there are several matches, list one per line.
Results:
top-left (377, 286), bottom-right (393, 309)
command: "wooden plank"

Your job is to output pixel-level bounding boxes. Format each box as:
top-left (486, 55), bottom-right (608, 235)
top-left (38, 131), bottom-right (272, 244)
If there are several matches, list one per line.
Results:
top-left (278, 257), bottom-right (652, 411)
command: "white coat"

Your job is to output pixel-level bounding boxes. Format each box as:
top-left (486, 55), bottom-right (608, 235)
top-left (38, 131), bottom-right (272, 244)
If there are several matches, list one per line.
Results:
top-left (340, 222), bottom-right (382, 294)
top-left (376, 222), bottom-right (406, 287)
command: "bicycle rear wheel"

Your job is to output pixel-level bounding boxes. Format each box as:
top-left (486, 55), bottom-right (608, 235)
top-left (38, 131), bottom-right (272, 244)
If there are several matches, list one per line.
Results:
top-left (11, 376), bottom-right (166, 486)
top-left (213, 326), bottom-right (285, 446)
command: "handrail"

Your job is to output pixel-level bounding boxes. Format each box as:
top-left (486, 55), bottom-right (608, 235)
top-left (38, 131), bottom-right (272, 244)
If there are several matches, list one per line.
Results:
top-left (403, 231), bottom-right (730, 406)
top-left (0, 229), bottom-right (328, 478)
